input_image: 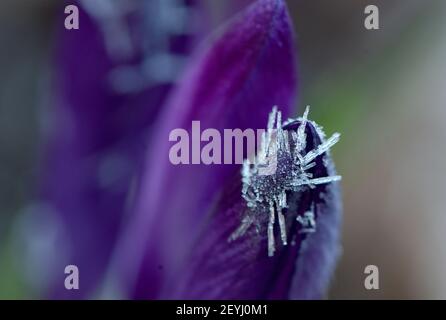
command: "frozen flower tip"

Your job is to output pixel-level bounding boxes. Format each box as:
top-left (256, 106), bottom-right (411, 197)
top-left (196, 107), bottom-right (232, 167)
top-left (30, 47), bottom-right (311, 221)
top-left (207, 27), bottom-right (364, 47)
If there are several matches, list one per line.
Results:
top-left (231, 106), bottom-right (342, 257)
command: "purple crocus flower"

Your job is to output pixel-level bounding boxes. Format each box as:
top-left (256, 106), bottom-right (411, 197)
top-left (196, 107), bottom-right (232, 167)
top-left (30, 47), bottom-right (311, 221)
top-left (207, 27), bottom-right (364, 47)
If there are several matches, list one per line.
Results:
top-left (38, 0), bottom-right (203, 298)
top-left (109, 0), bottom-right (342, 300)
top-left (36, 0), bottom-right (342, 300)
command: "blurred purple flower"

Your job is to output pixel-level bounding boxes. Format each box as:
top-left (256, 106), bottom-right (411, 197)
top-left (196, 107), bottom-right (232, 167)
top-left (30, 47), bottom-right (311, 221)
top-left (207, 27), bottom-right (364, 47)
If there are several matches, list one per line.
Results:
top-left (38, 0), bottom-right (204, 298)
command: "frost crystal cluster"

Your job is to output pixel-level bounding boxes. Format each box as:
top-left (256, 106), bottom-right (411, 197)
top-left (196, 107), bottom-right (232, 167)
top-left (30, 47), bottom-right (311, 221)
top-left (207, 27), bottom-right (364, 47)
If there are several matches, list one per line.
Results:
top-left (230, 106), bottom-right (342, 257)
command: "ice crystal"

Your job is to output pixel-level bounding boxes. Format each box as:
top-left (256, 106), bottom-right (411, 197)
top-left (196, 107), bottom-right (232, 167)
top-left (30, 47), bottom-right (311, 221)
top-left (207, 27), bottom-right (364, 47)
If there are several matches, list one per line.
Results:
top-left (230, 106), bottom-right (342, 257)
top-left (296, 205), bottom-right (316, 234)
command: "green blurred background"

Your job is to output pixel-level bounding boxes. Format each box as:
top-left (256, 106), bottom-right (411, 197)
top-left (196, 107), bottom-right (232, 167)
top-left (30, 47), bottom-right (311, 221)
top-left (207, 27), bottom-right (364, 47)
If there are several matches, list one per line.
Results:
top-left (1, 0), bottom-right (445, 299)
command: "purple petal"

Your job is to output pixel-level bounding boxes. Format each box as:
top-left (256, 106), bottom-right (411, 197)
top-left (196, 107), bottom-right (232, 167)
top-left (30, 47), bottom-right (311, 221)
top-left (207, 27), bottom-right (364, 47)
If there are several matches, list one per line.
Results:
top-left (112, 0), bottom-right (298, 299)
top-left (37, 0), bottom-right (202, 298)
top-left (165, 115), bottom-right (342, 299)
top-left (286, 120), bottom-right (342, 299)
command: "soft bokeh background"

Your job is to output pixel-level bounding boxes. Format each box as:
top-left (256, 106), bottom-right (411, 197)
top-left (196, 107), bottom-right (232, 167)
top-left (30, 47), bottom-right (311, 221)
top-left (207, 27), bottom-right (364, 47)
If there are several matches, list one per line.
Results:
top-left (1, 0), bottom-right (445, 299)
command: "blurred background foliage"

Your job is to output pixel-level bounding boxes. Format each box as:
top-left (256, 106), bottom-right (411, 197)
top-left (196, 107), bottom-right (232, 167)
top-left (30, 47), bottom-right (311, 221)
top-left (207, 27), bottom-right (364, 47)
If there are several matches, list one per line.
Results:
top-left (1, 0), bottom-right (445, 299)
